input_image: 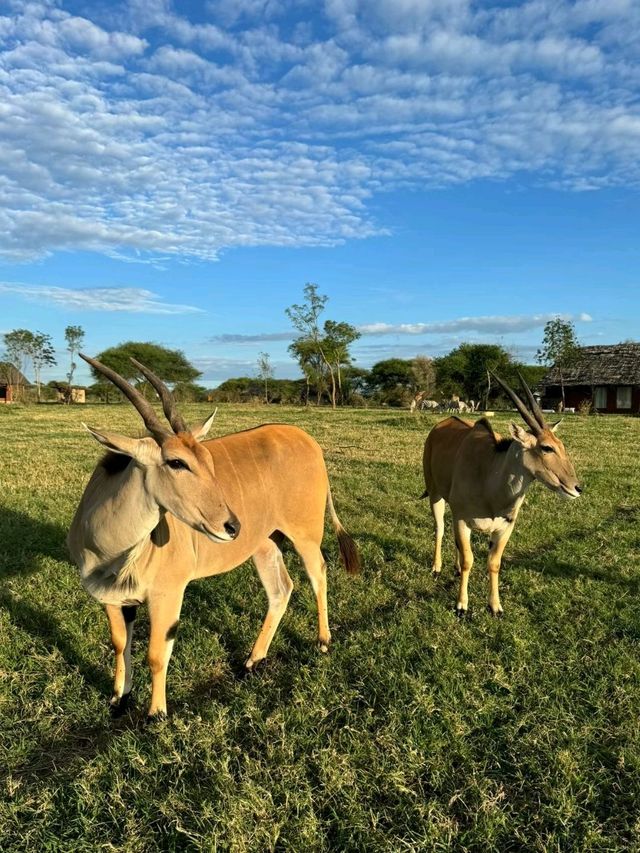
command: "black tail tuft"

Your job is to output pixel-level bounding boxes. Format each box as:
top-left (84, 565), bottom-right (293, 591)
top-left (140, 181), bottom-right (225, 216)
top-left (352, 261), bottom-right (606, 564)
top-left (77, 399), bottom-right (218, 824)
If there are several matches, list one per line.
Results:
top-left (337, 528), bottom-right (362, 575)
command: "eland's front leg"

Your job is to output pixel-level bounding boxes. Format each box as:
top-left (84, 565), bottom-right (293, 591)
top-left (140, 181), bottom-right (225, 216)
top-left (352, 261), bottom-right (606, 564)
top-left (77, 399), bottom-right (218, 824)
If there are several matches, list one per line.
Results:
top-left (487, 524), bottom-right (515, 617)
top-left (147, 586), bottom-right (186, 720)
top-left (105, 604), bottom-right (136, 717)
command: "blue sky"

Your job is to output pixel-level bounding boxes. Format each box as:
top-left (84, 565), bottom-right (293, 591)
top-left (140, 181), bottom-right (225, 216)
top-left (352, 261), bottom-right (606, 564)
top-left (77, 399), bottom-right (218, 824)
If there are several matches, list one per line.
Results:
top-left (0, 0), bottom-right (638, 387)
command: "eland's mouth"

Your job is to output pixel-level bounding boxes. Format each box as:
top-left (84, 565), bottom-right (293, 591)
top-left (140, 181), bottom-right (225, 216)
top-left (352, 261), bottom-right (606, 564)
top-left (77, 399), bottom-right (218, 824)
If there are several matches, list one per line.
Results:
top-left (559, 483), bottom-right (582, 499)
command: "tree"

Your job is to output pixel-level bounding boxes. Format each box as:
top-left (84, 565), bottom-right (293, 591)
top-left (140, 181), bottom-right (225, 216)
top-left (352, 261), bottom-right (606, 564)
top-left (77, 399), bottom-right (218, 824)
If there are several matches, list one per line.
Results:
top-left (64, 325), bottom-right (85, 404)
top-left (3, 328), bottom-right (56, 402)
top-left (435, 343), bottom-right (513, 407)
top-left (288, 337), bottom-right (326, 405)
top-left (412, 355), bottom-right (436, 398)
top-left (30, 332), bottom-right (57, 401)
top-left (92, 342), bottom-right (200, 390)
top-left (536, 319), bottom-right (580, 409)
top-left (256, 352), bottom-right (274, 403)
top-left (323, 320), bottom-right (361, 404)
top-left (368, 359), bottom-right (415, 392)
top-left (286, 283), bottom-right (336, 406)
top-left (3, 329), bottom-right (33, 399)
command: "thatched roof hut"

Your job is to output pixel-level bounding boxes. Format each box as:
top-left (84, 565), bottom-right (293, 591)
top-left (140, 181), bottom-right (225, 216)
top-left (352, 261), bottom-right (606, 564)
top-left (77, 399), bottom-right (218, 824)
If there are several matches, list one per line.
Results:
top-left (539, 343), bottom-right (640, 413)
top-left (0, 362), bottom-right (31, 403)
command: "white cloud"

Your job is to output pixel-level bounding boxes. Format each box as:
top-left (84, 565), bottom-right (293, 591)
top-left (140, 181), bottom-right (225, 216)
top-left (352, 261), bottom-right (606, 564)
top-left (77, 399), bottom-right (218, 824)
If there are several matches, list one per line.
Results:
top-left (0, 283), bottom-right (204, 314)
top-left (0, 1), bottom-right (638, 262)
top-left (210, 312), bottom-right (593, 345)
top-left (358, 313), bottom-right (593, 336)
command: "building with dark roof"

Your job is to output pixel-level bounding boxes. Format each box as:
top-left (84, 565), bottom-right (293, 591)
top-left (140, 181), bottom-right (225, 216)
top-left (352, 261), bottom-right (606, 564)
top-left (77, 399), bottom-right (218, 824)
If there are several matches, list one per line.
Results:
top-left (539, 343), bottom-right (640, 413)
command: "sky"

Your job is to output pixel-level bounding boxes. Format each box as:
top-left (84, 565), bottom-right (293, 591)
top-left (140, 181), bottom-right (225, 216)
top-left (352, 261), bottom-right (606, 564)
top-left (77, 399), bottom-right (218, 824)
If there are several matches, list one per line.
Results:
top-left (0, 0), bottom-right (638, 387)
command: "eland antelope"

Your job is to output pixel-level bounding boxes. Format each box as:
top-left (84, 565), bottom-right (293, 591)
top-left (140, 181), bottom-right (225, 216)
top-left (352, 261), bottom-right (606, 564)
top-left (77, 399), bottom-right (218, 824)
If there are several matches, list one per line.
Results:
top-left (68, 355), bottom-right (360, 720)
top-left (422, 373), bottom-right (581, 616)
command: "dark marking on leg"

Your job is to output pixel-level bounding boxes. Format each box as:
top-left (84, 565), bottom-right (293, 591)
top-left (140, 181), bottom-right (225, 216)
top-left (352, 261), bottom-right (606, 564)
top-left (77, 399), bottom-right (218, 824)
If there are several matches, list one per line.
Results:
top-left (122, 605), bottom-right (137, 624)
top-left (165, 620), bottom-right (179, 641)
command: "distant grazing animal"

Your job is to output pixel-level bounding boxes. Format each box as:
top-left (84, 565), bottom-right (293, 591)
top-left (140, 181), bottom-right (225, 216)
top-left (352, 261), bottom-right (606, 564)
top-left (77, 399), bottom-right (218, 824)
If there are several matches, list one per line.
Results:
top-left (422, 373), bottom-right (581, 616)
top-left (68, 355), bottom-right (361, 720)
top-left (445, 397), bottom-right (470, 413)
top-left (420, 399), bottom-right (440, 411)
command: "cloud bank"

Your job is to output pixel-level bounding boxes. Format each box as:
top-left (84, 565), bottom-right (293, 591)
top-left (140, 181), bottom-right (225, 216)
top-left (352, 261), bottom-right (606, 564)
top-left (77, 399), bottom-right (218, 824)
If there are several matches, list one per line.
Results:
top-left (211, 311), bottom-right (592, 343)
top-left (0, 1), bottom-right (639, 261)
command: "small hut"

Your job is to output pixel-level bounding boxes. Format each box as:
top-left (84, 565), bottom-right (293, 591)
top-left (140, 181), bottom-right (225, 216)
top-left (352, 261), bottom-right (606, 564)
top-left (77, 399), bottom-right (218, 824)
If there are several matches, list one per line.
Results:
top-left (0, 362), bottom-right (30, 403)
top-left (540, 343), bottom-right (640, 413)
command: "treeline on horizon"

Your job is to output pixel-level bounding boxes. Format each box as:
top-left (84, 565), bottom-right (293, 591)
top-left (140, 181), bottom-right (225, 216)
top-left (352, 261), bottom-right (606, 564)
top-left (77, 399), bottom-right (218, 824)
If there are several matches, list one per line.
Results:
top-left (210, 345), bottom-right (547, 408)
top-left (2, 284), bottom-right (578, 408)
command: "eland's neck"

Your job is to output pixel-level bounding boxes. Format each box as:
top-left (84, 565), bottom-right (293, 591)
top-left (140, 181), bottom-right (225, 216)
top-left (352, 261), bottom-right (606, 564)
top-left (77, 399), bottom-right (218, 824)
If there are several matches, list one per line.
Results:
top-left (68, 460), bottom-right (161, 578)
top-left (489, 441), bottom-right (535, 517)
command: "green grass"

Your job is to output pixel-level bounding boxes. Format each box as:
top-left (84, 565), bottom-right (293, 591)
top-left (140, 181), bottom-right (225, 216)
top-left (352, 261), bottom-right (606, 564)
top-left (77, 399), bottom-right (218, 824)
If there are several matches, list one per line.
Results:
top-left (1, 403), bottom-right (640, 851)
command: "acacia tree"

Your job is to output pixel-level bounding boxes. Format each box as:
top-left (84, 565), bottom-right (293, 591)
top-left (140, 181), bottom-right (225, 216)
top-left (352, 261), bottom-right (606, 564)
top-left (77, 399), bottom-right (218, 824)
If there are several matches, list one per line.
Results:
top-left (64, 325), bottom-right (85, 403)
top-left (286, 284), bottom-right (359, 408)
top-left (31, 332), bottom-right (57, 401)
top-left (256, 351), bottom-right (274, 403)
top-left (323, 320), bottom-right (360, 405)
top-left (289, 337), bottom-right (326, 406)
top-left (92, 342), bottom-right (200, 402)
top-left (286, 283), bottom-right (336, 406)
top-left (536, 319), bottom-right (579, 409)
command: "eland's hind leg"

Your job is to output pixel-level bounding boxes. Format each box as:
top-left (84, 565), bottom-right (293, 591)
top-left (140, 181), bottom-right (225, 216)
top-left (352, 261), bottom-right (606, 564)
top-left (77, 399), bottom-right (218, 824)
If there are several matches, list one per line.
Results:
top-left (454, 518), bottom-right (474, 616)
top-left (293, 538), bottom-right (332, 652)
top-left (246, 539), bottom-right (294, 671)
top-left (430, 497), bottom-right (446, 576)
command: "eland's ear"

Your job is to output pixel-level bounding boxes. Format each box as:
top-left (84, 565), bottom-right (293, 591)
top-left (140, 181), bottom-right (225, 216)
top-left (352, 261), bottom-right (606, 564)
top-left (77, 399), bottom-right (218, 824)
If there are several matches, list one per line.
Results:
top-left (550, 419), bottom-right (563, 433)
top-left (82, 425), bottom-right (161, 465)
top-left (509, 422), bottom-right (536, 447)
top-left (191, 409), bottom-right (217, 441)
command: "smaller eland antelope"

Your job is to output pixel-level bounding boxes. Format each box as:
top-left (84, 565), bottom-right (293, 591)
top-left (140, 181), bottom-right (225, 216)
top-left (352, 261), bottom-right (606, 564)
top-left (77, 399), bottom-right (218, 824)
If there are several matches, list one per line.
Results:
top-left (422, 373), bottom-right (581, 616)
top-left (68, 355), bottom-right (360, 720)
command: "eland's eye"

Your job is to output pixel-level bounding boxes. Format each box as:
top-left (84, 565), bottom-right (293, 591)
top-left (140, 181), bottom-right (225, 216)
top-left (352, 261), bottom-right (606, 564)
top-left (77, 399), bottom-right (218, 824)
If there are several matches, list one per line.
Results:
top-left (541, 445), bottom-right (555, 454)
top-left (166, 458), bottom-right (189, 471)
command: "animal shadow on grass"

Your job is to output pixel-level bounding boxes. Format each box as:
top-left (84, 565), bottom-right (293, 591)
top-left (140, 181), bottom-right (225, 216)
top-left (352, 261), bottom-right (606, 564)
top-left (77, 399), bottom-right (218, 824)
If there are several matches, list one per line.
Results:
top-left (0, 507), bottom-right (68, 580)
top-left (514, 506), bottom-right (640, 594)
top-left (0, 508), bottom-right (111, 700)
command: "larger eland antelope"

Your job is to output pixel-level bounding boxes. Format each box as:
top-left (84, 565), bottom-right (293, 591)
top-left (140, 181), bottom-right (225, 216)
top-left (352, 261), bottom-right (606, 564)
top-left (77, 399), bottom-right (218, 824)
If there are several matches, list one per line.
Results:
top-left (422, 373), bottom-right (581, 616)
top-left (68, 355), bottom-right (360, 720)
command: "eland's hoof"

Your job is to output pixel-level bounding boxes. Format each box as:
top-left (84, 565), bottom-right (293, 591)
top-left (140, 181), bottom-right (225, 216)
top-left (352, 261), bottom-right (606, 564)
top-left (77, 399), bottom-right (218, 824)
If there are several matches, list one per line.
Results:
top-left (318, 641), bottom-right (330, 654)
top-left (431, 568), bottom-right (441, 578)
top-left (455, 606), bottom-right (468, 619)
top-left (109, 691), bottom-right (133, 719)
top-left (145, 710), bottom-right (167, 725)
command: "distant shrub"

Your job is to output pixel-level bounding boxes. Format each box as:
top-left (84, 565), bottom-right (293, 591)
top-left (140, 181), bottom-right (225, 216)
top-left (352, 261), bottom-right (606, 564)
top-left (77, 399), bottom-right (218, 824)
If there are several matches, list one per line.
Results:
top-left (578, 398), bottom-right (593, 416)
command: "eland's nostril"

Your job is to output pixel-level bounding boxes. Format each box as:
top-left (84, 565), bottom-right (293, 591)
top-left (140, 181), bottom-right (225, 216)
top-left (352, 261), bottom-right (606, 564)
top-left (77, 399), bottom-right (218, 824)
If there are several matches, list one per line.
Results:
top-left (575, 485), bottom-right (583, 494)
top-left (224, 516), bottom-right (240, 539)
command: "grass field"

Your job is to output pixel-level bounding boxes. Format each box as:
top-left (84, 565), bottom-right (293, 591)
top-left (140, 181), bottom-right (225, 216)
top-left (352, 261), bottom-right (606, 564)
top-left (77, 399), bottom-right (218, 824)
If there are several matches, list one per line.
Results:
top-left (1, 403), bottom-right (640, 852)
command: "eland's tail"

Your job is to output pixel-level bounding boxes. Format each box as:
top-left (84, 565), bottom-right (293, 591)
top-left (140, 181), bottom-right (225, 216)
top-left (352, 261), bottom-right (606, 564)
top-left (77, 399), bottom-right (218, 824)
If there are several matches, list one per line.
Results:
top-left (327, 485), bottom-right (361, 575)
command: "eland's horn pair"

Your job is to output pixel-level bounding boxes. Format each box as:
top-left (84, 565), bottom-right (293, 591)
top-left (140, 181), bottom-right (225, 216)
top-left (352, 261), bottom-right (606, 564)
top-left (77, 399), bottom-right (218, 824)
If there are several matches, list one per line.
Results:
top-left (489, 370), bottom-right (548, 435)
top-left (79, 353), bottom-right (188, 440)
